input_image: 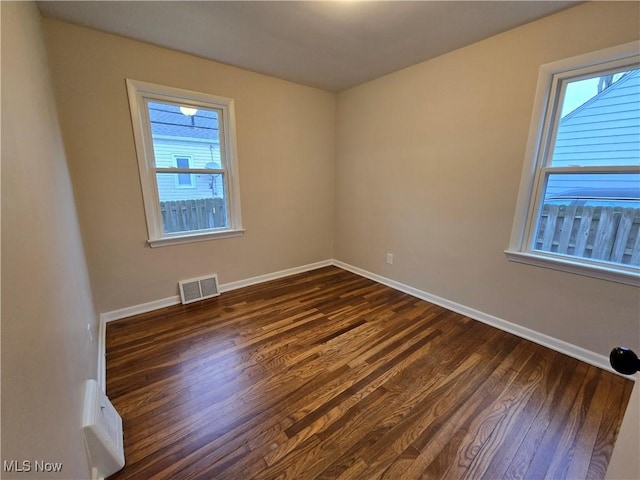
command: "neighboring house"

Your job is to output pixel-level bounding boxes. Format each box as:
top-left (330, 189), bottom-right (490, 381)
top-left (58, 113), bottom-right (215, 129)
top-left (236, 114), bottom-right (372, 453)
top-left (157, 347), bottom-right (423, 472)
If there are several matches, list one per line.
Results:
top-left (546, 69), bottom-right (640, 198)
top-left (534, 69), bottom-right (640, 266)
top-left (149, 102), bottom-right (225, 201)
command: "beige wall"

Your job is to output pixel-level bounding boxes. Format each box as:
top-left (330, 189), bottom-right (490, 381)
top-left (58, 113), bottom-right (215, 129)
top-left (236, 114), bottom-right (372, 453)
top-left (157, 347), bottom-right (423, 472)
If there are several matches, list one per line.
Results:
top-left (42, 19), bottom-right (336, 313)
top-left (2, 2), bottom-right (637, 477)
top-left (1, 3), bottom-right (97, 478)
top-left (335, 1), bottom-right (640, 357)
top-left (41, 2), bottom-right (639, 355)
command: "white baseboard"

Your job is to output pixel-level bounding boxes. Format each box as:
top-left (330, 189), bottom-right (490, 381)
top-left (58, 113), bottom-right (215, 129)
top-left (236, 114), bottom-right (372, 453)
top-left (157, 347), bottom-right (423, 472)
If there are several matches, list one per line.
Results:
top-left (218, 260), bottom-right (334, 293)
top-left (333, 260), bottom-right (629, 378)
top-left (99, 259), bottom-right (334, 324)
top-left (97, 317), bottom-right (107, 392)
top-left (96, 258), bottom-right (631, 390)
top-left (97, 259), bottom-right (334, 388)
top-left (98, 296), bottom-right (180, 392)
top-left (100, 295), bottom-right (181, 324)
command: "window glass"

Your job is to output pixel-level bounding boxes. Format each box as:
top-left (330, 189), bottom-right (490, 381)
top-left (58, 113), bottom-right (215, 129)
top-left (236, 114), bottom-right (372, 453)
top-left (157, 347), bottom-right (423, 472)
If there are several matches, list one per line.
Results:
top-left (551, 69), bottom-right (640, 168)
top-left (175, 157), bottom-right (193, 186)
top-left (156, 173), bottom-right (227, 234)
top-left (534, 172), bottom-right (640, 267)
top-left (506, 43), bottom-right (640, 284)
top-left (531, 67), bottom-right (640, 269)
top-left (126, 79), bottom-right (243, 246)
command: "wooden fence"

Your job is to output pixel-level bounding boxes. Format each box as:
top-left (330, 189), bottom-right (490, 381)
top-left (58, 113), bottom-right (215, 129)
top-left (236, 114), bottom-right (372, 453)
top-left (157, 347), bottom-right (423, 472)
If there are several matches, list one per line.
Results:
top-left (160, 199), bottom-right (640, 266)
top-left (535, 204), bottom-right (640, 266)
top-left (160, 198), bottom-right (226, 233)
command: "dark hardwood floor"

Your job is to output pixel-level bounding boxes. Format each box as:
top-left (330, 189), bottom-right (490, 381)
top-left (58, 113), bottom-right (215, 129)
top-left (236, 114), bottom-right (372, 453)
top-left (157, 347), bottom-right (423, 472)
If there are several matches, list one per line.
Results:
top-left (106, 266), bottom-right (632, 480)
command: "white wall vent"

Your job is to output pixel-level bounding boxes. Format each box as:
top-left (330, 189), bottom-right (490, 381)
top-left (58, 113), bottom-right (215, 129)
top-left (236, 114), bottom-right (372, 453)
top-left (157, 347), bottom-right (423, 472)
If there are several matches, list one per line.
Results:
top-left (83, 379), bottom-right (125, 479)
top-left (179, 274), bottom-right (220, 304)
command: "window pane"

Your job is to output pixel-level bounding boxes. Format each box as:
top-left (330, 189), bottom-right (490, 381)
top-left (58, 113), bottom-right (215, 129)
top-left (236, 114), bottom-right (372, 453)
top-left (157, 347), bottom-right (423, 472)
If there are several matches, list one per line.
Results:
top-left (551, 68), bottom-right (640, 167)
top-left (175, 157), bottom-right (192, 186)
top-left (156, 173), bottom-right (227, 234)
top-left (534, 172), bottom-right (640, 266)
top-left (177, 173), bottom-right (193, 186)
top-left (146, 100), bottom-right (222, 169)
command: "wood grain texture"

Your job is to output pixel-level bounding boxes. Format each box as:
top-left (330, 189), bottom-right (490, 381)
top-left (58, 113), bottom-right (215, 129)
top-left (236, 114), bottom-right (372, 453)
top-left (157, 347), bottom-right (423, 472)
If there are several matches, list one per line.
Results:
top-left (106, 266), bottom-right (632, 480)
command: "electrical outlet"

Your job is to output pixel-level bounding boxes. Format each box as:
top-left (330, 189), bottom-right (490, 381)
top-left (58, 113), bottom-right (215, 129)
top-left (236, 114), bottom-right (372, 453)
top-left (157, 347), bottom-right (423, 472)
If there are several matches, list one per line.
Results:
top-left (386, 253), bottom-right (394, 264)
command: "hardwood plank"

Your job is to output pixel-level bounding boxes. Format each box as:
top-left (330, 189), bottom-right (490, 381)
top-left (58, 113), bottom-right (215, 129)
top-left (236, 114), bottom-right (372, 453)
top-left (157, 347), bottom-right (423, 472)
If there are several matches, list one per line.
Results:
top-left (369, 333), bottom-right (528, 480)
top-left (441, 346), bottom-right (553, 480)
top-left (586, 375), bottom-right (635, 480)
top-left (503, 357), bottom-right (587, 480)
top-left (472, 349), bottom-right (566, 479)
top-left (106, 266), bottom-right (632, 480)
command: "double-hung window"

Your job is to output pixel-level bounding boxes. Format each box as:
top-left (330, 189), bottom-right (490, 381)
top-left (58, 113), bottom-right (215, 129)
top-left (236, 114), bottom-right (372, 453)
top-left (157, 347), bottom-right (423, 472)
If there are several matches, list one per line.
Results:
top-left (126, 79), bottom-right (243, 247)
top-left (507, 42), bottom-right (640, 285)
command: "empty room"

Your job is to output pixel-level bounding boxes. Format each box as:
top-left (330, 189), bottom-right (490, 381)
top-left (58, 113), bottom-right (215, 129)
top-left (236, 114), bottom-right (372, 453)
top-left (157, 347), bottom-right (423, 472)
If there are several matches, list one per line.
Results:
top-left (2, 1), bottom-right (639, 479)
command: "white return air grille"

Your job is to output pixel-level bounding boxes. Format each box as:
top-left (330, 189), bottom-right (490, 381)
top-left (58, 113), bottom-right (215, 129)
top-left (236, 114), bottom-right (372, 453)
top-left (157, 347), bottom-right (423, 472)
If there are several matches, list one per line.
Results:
top-left (179, 274), bottom-right (220, 304)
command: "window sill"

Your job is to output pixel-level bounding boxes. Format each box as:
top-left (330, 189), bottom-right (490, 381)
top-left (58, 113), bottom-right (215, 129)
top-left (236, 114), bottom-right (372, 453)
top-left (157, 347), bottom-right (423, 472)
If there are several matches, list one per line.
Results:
top-left (148, 228), bottom-right (245, 248)
top-left (505, 250), bottom-right (640, 287)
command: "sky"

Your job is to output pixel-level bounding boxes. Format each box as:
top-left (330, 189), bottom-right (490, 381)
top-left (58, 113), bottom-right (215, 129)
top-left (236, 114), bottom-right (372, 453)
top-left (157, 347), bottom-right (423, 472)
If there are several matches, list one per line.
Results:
top-left (561, 71), bottom-right (632, 117)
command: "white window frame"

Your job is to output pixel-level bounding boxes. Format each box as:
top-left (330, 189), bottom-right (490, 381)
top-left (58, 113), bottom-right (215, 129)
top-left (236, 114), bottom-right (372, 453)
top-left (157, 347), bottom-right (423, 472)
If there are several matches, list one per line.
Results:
top-left (126, 79), bottom-right (244, 247)
top-left (173, 155), bottom-right (196, 189)
top-left (506, 42), bottom-right (640, 286)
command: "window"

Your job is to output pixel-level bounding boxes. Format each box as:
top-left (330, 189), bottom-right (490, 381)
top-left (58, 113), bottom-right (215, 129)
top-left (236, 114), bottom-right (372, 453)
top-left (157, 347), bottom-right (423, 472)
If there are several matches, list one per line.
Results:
top-left (126, 80), bottom-right (243, 247)
top-left (174, 156), bottom-right (195, 188)
top-left (506, 42), bottom-right (640, 286)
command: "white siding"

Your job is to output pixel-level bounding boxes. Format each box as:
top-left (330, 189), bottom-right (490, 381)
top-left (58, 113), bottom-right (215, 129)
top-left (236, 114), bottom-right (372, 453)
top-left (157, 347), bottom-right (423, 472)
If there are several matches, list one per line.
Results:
top-left (152, 138), bottom-right (224, 201)
top-left (546, 70), bottom-right (640, 198)
top-left (551, 70), bottom-right (640, 168)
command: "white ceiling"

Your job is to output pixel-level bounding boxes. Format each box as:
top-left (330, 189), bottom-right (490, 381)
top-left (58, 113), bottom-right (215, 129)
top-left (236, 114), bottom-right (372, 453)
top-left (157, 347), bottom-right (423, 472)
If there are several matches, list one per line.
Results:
top-left (37, 1), bottom-right (580, 92)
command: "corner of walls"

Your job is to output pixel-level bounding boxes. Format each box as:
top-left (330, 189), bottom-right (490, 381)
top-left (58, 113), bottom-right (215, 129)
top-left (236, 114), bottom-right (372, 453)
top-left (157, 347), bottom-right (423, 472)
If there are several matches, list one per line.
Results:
top-left (99, 258), bottom-right (634, 388)
top-left (97, 260), bottom-right (335, 388)
top-left (331, 0), bottom-right (640, 368)
top-left (332, 260), bottom-right (633, 379)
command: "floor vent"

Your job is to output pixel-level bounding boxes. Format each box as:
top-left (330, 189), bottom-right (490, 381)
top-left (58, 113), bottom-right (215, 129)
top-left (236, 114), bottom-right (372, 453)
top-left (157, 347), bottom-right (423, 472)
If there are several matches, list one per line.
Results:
top-left (179, 274), bottom-right (220, 304)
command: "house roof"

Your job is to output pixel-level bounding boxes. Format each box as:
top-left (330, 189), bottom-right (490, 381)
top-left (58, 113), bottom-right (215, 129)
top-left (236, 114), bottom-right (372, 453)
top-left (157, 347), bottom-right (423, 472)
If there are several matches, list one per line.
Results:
top-left (552, 69), bottom-right (640, 168)
top-left (149, 101), bottom-right (219, 141)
